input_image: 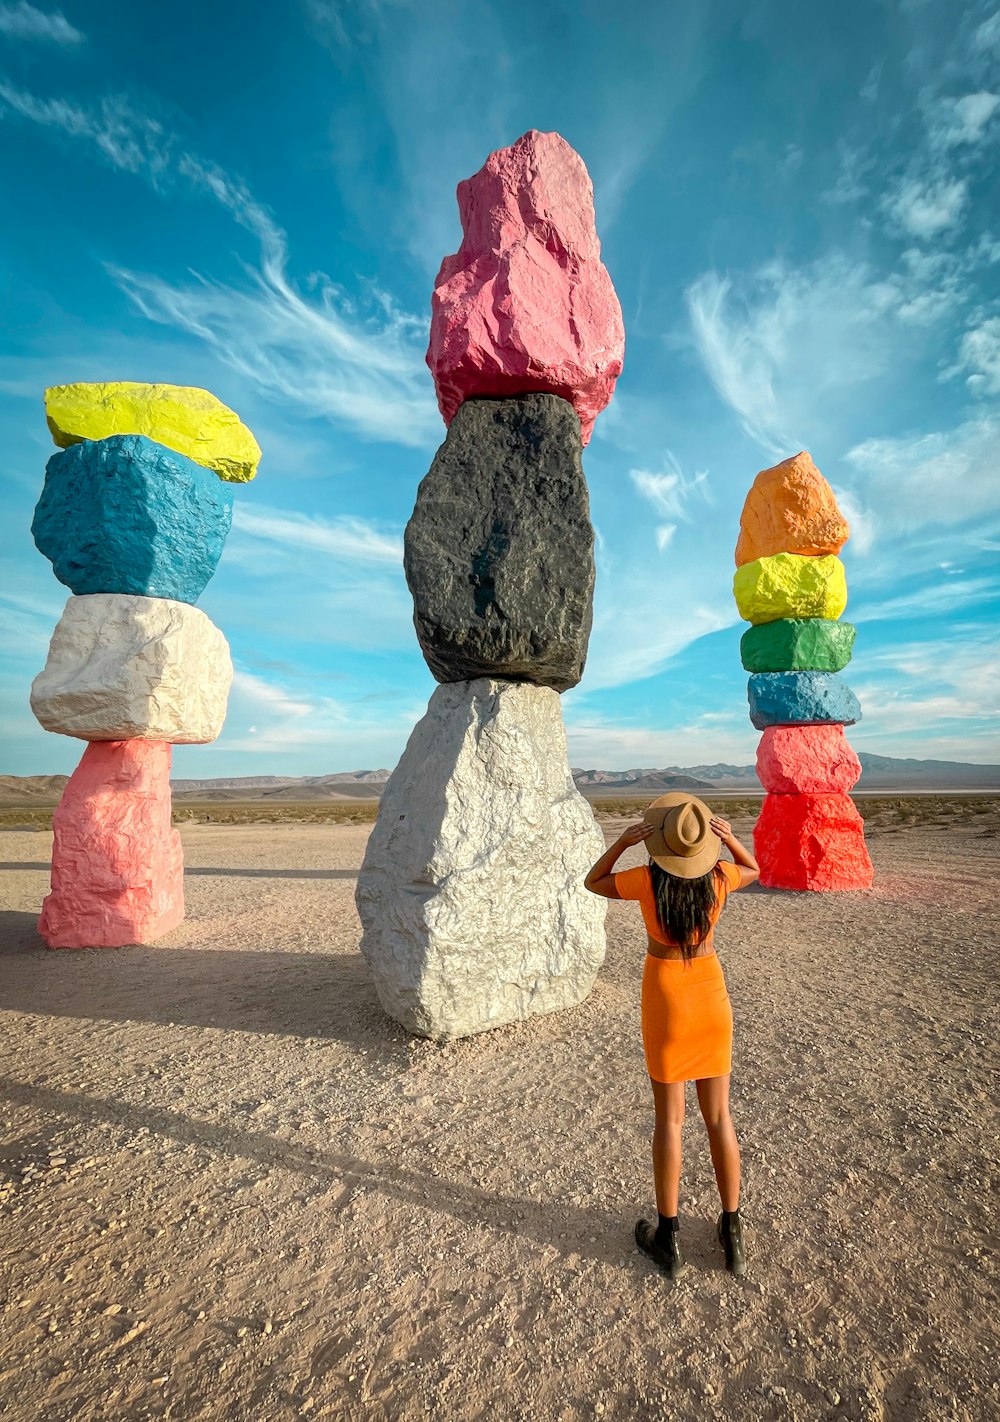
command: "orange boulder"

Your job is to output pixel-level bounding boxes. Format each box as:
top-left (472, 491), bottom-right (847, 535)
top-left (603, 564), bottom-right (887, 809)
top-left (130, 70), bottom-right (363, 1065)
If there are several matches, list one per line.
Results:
top-left (735, 451), bottom-right (850, 567)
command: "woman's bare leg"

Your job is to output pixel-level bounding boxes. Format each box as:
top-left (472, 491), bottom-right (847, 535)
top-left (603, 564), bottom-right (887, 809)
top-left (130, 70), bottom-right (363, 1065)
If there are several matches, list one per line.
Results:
top-left (695, 1074), bottom-right (741, 1212)
top-left (650, 1079), bottom-right (686, 1217)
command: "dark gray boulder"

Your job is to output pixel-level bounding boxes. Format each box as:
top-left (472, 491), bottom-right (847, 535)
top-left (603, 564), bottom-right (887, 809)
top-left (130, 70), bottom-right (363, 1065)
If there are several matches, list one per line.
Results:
top-left (404, 394), bottom-right (595, 691)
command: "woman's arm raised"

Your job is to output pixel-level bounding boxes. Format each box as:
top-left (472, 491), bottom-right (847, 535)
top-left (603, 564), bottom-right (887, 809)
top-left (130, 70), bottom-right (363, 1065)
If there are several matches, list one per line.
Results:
top-left (584, 821), bottom-right (654, 898)
top-left (709, 816), bottom-right (760, 888)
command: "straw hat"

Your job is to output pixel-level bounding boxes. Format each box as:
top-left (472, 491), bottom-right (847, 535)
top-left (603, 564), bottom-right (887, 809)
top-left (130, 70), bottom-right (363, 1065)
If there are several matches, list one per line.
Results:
top-left (642, 793), bottom-right (721, 879)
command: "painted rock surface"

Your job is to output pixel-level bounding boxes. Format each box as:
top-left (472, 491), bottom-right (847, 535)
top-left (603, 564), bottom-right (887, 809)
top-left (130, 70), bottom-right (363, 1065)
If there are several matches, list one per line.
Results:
top-left (754, 792), bottom-right (873, 891)
top-left (748, 671), bottom-right (861, 729)
top-left (356, 678), bottom-right (607, 1040)
top-left (45, 381), bottom-right (261, 482)
top-left (405, 394), bottom-right (594, 690)
top-left (31, 594), bottom-right (232, 743)
top-left (740, 618), bottom-right (856, 673)
top-left (427, 129), bottom-right (624, 446)
top-left (756, 724), bottom-right (862, 794)
top-left (32, 434), bottom-right (234, 603)
top-left (735, 451), bottom-right (850, 566)
top-left (734, 553), bottom-right (847, 625)
top-left (38, 740), bottom-right (184, 948)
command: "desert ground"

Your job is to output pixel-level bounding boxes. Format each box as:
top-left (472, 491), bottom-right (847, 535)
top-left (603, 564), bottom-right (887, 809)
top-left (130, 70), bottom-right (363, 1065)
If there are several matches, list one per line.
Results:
top-left (1, 802), bottom-right (997, 1422)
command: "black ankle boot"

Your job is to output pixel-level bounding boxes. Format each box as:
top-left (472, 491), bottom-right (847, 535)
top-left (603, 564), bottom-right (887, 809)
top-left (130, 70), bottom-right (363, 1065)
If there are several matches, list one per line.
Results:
top-left (635, 1215), bottom-right (685, 1279)
top-left (718, 1208), bottom-right (746, 1276)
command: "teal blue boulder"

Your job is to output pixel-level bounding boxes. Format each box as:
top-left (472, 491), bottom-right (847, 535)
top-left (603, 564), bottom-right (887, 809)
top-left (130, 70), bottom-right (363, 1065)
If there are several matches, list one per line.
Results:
top-left (748, 672), bottom-right (861, 730)
top-left (32, 434), bottom-right (234, 604)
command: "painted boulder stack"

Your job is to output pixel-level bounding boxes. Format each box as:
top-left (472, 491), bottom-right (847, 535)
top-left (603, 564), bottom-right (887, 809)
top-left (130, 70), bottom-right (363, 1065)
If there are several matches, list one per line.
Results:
top-left (357, 130), bottom-right (621, 1040)
top-left (30, 382), bottom-right (259, 947)
top-left (733, 452), bottom-right (873, 891)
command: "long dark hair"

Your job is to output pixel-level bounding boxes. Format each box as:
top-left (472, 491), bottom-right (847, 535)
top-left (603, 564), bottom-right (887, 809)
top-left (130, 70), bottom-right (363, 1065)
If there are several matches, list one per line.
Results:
top-left (649, 862), bottom-right (718, 960)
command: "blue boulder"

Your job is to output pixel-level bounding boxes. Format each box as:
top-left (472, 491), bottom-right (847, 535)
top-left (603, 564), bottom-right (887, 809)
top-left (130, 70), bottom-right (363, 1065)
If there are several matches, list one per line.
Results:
top-left (32, 434), bottom-right (234, 604)
top-left (748, 671), bottom-right (861, 730)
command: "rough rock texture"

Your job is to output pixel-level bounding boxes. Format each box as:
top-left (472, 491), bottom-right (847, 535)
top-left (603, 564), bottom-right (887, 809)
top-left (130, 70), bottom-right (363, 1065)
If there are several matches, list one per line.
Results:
top-left (38, 740), bottom-right (184, 948)
top-left (754, 792), bottom-right (873, 891)
top-left (31, 594), bottom-right (232, 743)
top-left (45, 381), bottom-right (261, 482)
top-left (735, 451), bottom-right (850, 566)
top-left (405, 395), bottom-right (594, 690)
top-left (748, 671), bottom-right (861, 730)
top-left (734, 553), bottom-right (847, 625)
top-left (756, 724), bottom-right (863, 794)
top-left (32, 435), bottom-right (234, 604)
top-left (740, 618), bottom-right (856, 673)
top-left (426, 130), bottom-right (624, 447)
top-left (355, 679), bottom-right (607, 1040)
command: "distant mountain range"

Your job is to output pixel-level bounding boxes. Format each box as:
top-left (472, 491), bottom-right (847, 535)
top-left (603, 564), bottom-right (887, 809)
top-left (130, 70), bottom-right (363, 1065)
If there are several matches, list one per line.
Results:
top-left (2, 754), bottom-right (999, 805)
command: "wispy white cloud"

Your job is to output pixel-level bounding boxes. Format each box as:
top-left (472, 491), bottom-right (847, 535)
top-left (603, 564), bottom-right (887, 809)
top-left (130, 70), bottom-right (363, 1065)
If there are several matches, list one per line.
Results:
top-left (564, 708), bottom-right (756, 771)
top-left (232, 504), bottom-right (403, 564)
top-left (950, 314), bottom-right (1000, 394)
top-left (883, 174), bottom-right (969, 239)
top-left (930, 90), bottom-right (1000, 147)
top-left (629, 454), bottom-right (710, 553)
top-left (852, 575), bottom-right (999, 625)
top-left (685, 257), bottom-right (930, 456)
top-left (0, 2), bottom-right (82, 44)
top-left (0, 79), bottom-right (440, 447)
top-left (843, 413), bottom-right (1000, 542)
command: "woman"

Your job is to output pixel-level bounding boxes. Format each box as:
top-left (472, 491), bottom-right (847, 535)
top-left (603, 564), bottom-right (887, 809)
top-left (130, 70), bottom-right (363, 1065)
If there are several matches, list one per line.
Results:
top-left (584, 793), bottom-right (759, 1279)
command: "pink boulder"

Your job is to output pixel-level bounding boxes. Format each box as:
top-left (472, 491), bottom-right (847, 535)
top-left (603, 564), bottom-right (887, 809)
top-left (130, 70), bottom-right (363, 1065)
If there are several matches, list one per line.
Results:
top-left (38, 740), bottom-right (184, 948)
top-left (754, 792), bottom-right (873, 891)
top-left (427, 129), bottom-right (625, 446)
top-left (756, 724), bottom-right (862, 795)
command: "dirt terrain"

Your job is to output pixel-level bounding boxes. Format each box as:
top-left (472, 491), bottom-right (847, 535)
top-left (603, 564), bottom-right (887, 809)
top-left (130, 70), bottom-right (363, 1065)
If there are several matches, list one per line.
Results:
top-left (1, 806), bottom-right (997, 1421)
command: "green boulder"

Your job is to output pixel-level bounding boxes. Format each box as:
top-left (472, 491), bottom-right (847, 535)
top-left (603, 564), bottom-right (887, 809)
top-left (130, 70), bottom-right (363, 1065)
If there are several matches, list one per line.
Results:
top-left (740, 618), bottom-right (856, 673)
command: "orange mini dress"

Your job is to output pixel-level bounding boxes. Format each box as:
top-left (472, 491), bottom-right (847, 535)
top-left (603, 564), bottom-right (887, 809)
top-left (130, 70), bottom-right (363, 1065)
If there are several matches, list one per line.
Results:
top-left (614, 860), bottom-right (743, 1085)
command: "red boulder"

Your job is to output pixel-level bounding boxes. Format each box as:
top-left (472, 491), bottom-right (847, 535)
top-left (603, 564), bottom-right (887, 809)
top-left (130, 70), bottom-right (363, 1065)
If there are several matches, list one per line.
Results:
top-left (754, 792), bottom-right (873, 891)
top-left (756, 724), bottom-right (862, 794)
top-left (38, 740), bottom-right (184, 948)
top-left (426, 129), bottom-right (625, 446)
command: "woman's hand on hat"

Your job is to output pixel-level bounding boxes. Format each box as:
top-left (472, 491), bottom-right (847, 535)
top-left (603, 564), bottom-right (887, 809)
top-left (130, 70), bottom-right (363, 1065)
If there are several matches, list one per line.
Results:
top-left (709, 816), bottom-right (733, 840)
top-left (617, 821), bottom-right (655, 848)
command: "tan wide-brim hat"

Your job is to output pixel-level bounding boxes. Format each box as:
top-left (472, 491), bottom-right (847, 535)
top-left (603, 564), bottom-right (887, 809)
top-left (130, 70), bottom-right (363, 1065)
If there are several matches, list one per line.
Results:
top-left (642, 793), bottom-right (721, 879)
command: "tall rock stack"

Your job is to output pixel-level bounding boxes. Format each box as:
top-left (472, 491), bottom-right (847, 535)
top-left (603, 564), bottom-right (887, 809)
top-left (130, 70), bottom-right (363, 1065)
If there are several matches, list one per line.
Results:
top-left (357, 130), bottom-right (625, 1040)
top-left (733, 452), bottom-right (873, 891)
top-left (29, 382), bottom-right (259, 947)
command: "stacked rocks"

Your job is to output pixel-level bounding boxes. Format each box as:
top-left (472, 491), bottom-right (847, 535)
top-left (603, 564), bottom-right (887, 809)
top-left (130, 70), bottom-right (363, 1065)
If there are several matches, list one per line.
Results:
top-left (357, 130), bottom-right (625, 1040)
top-left (733, 452), bottom-right (873, 890)
top-left (30, 382), bottom-right (259, 947)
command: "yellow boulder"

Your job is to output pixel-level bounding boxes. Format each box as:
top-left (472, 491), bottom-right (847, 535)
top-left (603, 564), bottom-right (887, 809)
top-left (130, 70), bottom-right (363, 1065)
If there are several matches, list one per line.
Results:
top-left (734, 553), bottom-right (847, 625)
top-left (45, 382), bottom-right (261, 483)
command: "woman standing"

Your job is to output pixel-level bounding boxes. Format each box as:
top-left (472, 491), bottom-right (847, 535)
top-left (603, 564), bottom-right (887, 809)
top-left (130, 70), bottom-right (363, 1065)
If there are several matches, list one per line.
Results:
top-left (584, 793), bottom-right (759, 1279)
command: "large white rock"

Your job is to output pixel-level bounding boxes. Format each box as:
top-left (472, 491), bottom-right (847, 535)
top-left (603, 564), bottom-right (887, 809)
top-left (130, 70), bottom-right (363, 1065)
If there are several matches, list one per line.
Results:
top-left (31, 593), bottom-right (232, 743)
top-left (356, 678), bottom-right (607, 1040)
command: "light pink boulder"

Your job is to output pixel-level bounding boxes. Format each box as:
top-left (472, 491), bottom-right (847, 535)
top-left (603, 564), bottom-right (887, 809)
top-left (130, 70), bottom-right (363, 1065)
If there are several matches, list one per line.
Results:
top-left (38, 740), bottom-right (184, 948)
top-left (427, 129), bottom-right (625, 446)
top-left (756, 724), bottom-right (863, 794)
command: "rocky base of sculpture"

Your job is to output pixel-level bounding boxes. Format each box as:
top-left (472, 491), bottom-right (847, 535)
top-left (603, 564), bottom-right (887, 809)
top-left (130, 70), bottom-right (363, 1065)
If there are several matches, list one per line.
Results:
top-left (405, 394), bottom-right (595, 690)
top-left (756, 724), bottom-right (862, 794)
top-left (754, 792), bottom-right (873, 891)
top-left (38, 740), bottom-right (184, 948)
top-left (31, 593), bottom-right (233, 742)
top-left (355, 678), bottom-right (607, 1039)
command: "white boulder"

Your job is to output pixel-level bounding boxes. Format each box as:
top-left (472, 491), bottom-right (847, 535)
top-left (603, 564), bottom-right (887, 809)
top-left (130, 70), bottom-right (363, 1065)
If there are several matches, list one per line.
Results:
top-left (356, 678), bottom-right (607, 1040)
top-left (31, 593), bottom-right (232, 743)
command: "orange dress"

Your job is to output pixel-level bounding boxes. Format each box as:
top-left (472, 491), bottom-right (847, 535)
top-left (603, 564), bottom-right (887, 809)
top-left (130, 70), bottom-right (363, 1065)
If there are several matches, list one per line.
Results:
top-left (614, 860), bottom-right (743, 1085)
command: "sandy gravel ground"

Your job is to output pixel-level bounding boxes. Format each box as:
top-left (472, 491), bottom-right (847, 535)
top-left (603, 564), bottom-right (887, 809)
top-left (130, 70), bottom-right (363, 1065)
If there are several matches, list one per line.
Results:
top-left (1, 811), bottom-right (997, 1422)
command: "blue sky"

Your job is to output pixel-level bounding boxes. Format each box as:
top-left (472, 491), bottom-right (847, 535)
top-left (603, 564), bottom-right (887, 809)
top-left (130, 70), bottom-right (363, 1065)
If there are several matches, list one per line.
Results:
top-left (1, 0), bottom-right (998, 776)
